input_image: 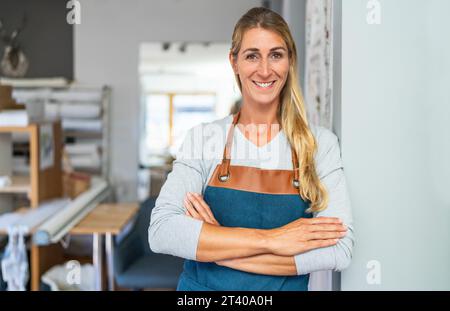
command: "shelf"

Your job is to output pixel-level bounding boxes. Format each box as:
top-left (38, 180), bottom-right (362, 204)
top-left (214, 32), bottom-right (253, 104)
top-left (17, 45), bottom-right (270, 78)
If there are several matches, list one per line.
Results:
top-left (0, 121), bottom-right (56, 133)
top-left (0, 124), bottom-right (34, 133)
top-left (0, 175), bottom-right (30, 195)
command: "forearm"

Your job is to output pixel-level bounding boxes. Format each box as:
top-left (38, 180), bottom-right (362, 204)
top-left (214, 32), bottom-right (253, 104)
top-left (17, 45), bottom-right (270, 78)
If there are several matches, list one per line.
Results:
top-left (187, 178), bottom-right (348, 264)
top-left (211, 224), bottom-right (353, 277)
top-left (196, 222), bottom-right (270, 262)
top-left (215, 231), bottom-right (353, 277)
top-left (195, 214), bottom-right (345, 262)
top-left (217, 253), bottom-right (297, 276)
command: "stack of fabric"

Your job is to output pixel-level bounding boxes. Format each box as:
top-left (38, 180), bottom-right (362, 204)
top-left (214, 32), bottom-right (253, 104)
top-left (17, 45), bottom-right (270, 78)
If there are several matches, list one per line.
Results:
top-left (48, 89), bottom-right (103, 133)
top-left (64, 142), bottom-right (101, 171)
top-left (11, 87), bottom-right (105, 174)
top-left (0, 85), bottom-right (28, 127)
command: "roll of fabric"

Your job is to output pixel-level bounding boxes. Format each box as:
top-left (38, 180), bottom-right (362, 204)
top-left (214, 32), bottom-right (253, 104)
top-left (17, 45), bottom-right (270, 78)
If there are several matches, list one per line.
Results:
top-left (12, 88), bottom-right (52, 102)
top-left (62, 119), bottom-right (102, 132)
top-left (45, 102), bottom-right (101, 119)
top-left (69, 153), bottom-right (101, 169)
top-left (51, 90), bottom-right (102, 102)
top-left (65, 143), bottom-right (99, 155)
top-left (60, 103), bottom-right (101, 119)
top-left (0, 110), bottom-right (28, 126)
top-left (33, 178), bottom-right (109, 245)
top-left (1, 77), bottom-right (68, 88)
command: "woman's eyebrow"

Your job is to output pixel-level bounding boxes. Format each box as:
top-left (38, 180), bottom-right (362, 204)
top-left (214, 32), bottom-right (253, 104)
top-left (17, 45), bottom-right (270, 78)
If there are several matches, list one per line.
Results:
top-left (270, 46), bottom-right (287, 52)
top-left (242, 46), bottom-right (287, 53)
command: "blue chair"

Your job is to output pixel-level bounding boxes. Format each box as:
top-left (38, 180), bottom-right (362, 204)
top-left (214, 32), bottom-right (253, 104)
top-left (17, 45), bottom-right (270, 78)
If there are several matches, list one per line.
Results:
top-left (0, 251), bottom-right (6, 291)
top-left (113, 197), bottom-right (185, 290)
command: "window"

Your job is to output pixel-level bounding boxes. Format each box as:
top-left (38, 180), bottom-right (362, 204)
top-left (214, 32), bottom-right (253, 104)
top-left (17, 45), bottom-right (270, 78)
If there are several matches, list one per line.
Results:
top-left (141, 92), bottom-right (216, 166)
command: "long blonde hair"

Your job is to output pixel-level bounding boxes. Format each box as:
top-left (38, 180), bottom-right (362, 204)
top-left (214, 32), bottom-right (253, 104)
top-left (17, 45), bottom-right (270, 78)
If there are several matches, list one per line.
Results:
top-left (230, 7), bottom-right (328, 213)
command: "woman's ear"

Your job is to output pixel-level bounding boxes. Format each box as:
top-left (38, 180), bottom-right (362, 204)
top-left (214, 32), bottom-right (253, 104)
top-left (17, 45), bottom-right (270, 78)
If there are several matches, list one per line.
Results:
top-left (229, 52), bottom-right (238, 75)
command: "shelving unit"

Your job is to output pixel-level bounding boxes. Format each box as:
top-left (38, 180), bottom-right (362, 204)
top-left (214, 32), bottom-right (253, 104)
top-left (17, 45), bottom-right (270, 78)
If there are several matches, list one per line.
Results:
top-left (62, 86), bottom-right (111, 182)
top-left (10, 85), bottom-right (111, 183)
top-left (1, 84), bottom-right (111, 291)
top-left (0, 121), bottom-right (65, 291)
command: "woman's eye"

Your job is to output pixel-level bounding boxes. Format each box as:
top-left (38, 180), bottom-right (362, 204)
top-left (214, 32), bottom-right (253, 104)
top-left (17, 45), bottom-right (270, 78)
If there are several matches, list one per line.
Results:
top-left (271, 53), bottom-right (283, 59)
top-left (246, 54), bottom-right (258, 60)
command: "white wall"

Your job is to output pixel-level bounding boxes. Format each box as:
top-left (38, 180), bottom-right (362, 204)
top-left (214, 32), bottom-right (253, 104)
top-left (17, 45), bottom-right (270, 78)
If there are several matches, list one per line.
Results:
top-left (74, 0), bottom-right (260, 201)
top-left (339, 0), bottom-right (450, 290)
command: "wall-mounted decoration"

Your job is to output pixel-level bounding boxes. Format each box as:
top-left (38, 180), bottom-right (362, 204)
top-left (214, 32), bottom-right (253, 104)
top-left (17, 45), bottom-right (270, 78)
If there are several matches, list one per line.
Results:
top-left (0, 15), bottom-right (29, 78)
top-left (304, 0), bottom-right (333, 129)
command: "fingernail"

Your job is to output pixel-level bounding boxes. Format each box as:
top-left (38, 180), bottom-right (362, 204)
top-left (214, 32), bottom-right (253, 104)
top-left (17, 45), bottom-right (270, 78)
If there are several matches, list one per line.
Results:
top-left (187, 192), bottom-right (192, 197)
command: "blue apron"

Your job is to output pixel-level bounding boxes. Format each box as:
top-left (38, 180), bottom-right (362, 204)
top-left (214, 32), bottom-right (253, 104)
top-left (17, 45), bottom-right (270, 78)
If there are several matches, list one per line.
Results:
top-left (177, 112), bottom-right (312, 291)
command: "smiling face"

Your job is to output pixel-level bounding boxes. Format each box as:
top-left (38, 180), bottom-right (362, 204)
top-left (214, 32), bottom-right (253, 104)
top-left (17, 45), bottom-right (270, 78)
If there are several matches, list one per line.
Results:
top-left (230, 27), bottom-right (290, 108)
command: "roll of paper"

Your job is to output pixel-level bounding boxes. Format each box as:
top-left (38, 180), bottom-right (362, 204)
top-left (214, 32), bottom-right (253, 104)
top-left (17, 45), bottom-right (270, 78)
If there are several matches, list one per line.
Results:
top-left (33, 178), bottom-right (109, 245)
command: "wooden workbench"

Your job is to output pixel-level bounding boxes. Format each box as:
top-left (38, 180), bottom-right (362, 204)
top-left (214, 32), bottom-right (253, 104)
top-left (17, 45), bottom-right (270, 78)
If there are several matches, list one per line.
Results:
top-left (70, 203), bottom-right (139, 290)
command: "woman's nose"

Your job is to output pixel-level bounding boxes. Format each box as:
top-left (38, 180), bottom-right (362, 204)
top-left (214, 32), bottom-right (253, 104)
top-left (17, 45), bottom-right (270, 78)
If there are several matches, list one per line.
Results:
top-left (257, 58), bottom-right (271, 77)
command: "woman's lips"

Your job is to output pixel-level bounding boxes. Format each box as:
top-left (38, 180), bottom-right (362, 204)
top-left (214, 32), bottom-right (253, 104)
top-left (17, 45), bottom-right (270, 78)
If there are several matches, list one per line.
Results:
top-left (252, 80), bottom-right (276, 89)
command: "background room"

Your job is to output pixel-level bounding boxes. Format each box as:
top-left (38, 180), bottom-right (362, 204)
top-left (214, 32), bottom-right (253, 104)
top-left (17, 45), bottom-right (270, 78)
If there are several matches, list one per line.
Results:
top-left (0, 0), bottom-right (449, 292)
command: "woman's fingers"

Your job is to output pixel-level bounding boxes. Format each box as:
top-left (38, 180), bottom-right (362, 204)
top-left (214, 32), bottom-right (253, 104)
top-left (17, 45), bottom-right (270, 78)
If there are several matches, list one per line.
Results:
top-left (304, 217), bottom-right (343, 225)
top-left (187, 192), bottom-right (214, 223)
top-left (192, 193), bottom-right (218, 223)
top-left (185, 205), bottom-right (193, 217)
top-left (305, 231), bottom-right (346, 240)
top-left (184, 197), bottom-right (201, 219)
top-left (185, 192), bottom-right (220, 225)
top-left (309, 223), bottom-right (347, 232)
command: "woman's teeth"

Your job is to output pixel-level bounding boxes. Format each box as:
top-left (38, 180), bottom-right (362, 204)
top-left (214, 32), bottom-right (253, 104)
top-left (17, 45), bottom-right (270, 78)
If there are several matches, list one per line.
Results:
top-left (254, 81), bottom-right (275, 88)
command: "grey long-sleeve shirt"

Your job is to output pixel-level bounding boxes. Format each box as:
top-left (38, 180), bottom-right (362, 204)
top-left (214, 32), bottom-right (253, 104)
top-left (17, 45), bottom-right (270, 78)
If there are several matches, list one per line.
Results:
top-left (148, 115), bottom-right (355, 275)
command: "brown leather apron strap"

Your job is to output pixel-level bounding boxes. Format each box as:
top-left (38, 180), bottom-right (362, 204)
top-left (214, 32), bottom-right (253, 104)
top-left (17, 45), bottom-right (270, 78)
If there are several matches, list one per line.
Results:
top-left (218, 111), bottom-right (240, 181)
top-left (219, 110), bottom-right (299, 188)
top-left (291, 147), bottom-right (300, 188)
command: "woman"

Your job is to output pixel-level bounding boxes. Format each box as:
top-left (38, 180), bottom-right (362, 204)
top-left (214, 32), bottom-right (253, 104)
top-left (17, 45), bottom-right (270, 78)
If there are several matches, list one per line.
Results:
top-left (149, 7), bottom-right (354, 291)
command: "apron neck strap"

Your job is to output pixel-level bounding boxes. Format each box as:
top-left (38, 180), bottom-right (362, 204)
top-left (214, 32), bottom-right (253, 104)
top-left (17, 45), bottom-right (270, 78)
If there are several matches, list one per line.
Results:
top-left (291, 146), bottom-right (300, 188)
top-left (218, 111), bottom-right (240, 180)
top-left (219, 110), bottom-right (300, 188)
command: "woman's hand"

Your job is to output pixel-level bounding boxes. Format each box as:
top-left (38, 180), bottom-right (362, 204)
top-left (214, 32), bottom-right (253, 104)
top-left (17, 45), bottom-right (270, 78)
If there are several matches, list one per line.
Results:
top-left (184, 192), bottom-right (220, 226)
top-left (264, 217), bottom-right (348, 256)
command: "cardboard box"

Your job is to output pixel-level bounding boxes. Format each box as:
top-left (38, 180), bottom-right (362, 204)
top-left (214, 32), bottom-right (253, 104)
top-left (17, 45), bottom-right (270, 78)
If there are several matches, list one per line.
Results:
top-left (63, 172), bottom-right (92, 199)
top-left (0, 85), bottom-right (24, 111)
top-left (0, 85), bottom-right (12, 100)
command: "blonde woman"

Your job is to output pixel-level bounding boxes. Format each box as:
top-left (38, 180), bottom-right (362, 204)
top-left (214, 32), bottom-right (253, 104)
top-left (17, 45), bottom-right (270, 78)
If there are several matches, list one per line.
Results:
top-left (149, 7), bottom-right (354, 291)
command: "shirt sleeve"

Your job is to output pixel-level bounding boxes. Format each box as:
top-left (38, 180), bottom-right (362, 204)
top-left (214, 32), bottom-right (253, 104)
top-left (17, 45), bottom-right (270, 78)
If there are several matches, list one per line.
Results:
top-left (294, 128), bottom-right (355, 275)
top-left (148, 125), bottom-right (206, 260)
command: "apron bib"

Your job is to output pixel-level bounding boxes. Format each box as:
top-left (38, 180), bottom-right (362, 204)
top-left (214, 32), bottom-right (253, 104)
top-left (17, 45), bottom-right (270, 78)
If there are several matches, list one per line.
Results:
top-left (177, 112), bottom-right (312, 291)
